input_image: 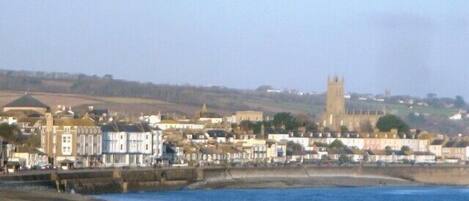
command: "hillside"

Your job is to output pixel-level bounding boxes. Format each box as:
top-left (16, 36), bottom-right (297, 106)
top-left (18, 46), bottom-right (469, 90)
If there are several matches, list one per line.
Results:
top-left (0, 69), bottom-right (466, 135)
top-left (0, 69), bottom-right (324, 117)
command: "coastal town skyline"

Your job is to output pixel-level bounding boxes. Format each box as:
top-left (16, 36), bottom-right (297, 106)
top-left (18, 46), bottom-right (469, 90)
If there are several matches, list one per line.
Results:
top-left (2, 1), bottom-right (469, 201)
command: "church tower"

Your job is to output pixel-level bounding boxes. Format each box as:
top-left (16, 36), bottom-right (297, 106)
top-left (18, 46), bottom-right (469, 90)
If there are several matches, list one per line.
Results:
top-left (321, 76), bottom-right (346, 131)
top-left (326, 76), bottom-right (345, 115)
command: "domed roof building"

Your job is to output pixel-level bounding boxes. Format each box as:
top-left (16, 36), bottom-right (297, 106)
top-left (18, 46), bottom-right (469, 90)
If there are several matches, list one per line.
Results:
top-left (2, 94), bottom-right (50, 114)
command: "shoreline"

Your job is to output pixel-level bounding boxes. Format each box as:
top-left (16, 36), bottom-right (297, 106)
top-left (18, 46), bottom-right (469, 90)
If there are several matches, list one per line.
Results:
top-left (187, 175), bottom-right (419, 189)
top-left (0, 189), bottom-right (103, 201)
top-left (4, 165), bottom-right (469, 200)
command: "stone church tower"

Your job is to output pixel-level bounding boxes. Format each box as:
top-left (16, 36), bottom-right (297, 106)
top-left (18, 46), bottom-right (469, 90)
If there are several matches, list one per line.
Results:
top-left (326, 76), bottom-right (345, 116)
top-left (321, 76), bottom-right (384, 132)
top-left (323, 76), bottom-right (346, 130)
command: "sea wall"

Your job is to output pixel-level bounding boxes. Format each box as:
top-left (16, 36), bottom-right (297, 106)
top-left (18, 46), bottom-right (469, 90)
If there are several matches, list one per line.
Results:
top-left (3, 166), bottom-right (469, 194)
top-left (201, 166), bottom-right (469, 187)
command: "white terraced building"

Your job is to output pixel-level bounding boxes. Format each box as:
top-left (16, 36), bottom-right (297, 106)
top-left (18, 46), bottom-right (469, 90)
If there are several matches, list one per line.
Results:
top-left (101, 123), bottom-right (163, 167)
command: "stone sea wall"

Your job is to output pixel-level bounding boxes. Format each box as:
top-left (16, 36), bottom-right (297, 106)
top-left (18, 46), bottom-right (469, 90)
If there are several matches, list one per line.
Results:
top-left (2, 166), bottom-right (469, 194)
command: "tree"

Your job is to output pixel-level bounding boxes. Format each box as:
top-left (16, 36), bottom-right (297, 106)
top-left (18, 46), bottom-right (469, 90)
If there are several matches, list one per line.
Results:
top-left (329, 139), bottom-right (346, 150)
top-left (385, 146), bottom-right (393, 155)
top-left (295, 114), bottom-right (317, 133)
top-left (363, 151), bottom-right (370, 162)
top-left (455, 95), bottom-right (466, 108)
top-left (286, 141), bottom-right (304, 156)
top-left (400, 146), bottom-right (412, 156)
top-left (338, 154), bottom-right (351, 165)
top-left (0, 123), bottom-right (25, 144)
top-left (376, 114), bottom-right (410, 135)
top-left (273, 112), bottom-right (300, 131)
top-left (340, 125), bottom-right (349, 133)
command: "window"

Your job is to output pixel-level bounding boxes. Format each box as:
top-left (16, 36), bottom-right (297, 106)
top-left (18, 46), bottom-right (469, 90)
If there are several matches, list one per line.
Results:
top-left (120, 144), bottom-right (123, 151)
top-left (145, 144), bottom-right (149, 151)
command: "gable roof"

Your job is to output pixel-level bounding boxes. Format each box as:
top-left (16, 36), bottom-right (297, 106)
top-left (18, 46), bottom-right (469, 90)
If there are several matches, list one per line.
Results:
top-left (4, 94), bottom-right (49, 109)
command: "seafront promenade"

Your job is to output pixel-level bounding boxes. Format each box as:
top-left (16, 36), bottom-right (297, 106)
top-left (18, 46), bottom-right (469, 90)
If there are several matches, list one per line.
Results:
top-left (2, 165), bottom-right (469, 194)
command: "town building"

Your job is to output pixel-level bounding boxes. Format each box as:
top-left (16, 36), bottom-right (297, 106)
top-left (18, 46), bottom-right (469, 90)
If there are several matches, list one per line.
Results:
top-left (76, 124), bottom-right (103, 167)
top-left (41, 113), bottom-right (100, 166)
top-left (441, 140), bottom-right (469, 161)
top-left (235, 111), bottom-right (264, 123)
top-left (3, 94), bottom-right (50, 114)
top-left (9, 146), bottom-right (48, 169)
top-left (101, 123), bottom-right (163, 167)
top-left (321, 76), bottom-right (384, 131)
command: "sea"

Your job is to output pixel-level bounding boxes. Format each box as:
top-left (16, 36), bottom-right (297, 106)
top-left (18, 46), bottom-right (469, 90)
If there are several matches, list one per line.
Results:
top-left (96, 186), bottom-right (469, 201)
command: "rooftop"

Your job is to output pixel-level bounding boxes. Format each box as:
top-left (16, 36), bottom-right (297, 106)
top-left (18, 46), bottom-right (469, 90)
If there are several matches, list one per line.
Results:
top-left (4, 94), bottom-right (50, 110)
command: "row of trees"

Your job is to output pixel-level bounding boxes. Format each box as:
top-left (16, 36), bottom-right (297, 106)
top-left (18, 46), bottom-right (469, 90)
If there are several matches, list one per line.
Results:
top-left (238, 112), bottom-right (319, 136)
top-left (238, 112), bottom-right (412, 138)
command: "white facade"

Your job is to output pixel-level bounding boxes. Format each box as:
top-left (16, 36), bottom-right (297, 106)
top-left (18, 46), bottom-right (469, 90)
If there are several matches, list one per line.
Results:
top-left (101, 124), bottom-right (163, 167)
top-left (428, 145), bottom-right (442, 157)
top-left (76, 126), bottom-right (102, 167)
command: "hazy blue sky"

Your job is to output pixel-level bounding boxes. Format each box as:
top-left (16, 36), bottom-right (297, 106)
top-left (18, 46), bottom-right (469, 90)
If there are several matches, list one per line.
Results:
top-left (1, 1), bottom-right (468, 98)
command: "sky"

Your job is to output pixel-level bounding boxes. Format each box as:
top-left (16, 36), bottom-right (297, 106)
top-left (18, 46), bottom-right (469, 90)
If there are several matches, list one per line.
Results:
top-left (0, 1), bottom-right (468, 98)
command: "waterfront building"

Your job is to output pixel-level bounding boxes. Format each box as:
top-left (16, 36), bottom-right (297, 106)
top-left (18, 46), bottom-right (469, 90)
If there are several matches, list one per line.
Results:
top-left (76, 124), bottom-right (103, 167)
top-left (441, 140), bottom-right (469, 161)
top-left (428, 139), bottom-right (445, 158)
top-left (310, 131), bottom-right (429, 152)
top-left (366, 150), bottom-right (435, 164)
top-left (363, 137), bottom-right (429, 152)
top-left (101, 123), bottom-right (163, 167)
top-left (9, 146), bottom-right (48, 169)
top-left (239, 139), bottom-right (268, 161)
top-left (41, 114), bottom-right (99, 166)
top-left (320, 76), bottom-right (384, 132)
top-left (266, 140), bottom-right (287, 162)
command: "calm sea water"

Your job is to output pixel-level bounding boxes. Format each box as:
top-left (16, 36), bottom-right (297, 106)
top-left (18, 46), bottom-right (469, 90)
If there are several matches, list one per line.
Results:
top-left (96, 186), bottom-right (469, 201)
